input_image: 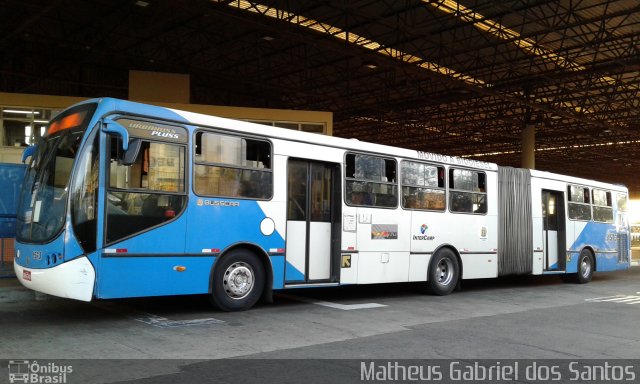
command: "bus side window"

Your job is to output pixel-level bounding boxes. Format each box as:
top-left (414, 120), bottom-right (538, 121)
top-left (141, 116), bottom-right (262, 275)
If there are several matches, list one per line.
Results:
top-left (568, 185), bottom-right (592, 221)
top-left (401, 161), bottom-right (445, 211)
top-left (592, 189), bottom-right (613, 223)
top-left (345, 153), bottom-right (397, 208)
top-left (449, 168), bottom-right (487, 214)
top-left (106, 136), bottom-right (187, 244)
top-left (194, 132), bottom-right (273, 200)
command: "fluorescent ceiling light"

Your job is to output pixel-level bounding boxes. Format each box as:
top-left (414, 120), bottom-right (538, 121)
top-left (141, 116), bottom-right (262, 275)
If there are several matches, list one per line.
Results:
top-left (4, 109), bottom-right (40, 115)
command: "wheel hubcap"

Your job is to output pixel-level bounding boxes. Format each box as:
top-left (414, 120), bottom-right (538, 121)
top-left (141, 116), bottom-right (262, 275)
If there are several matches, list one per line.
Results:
top-left (437, 258), bottom-right (454, 286)
top-left (223, 262), bottom-right (254, 299)
top-left (580, 256), bottom-right (591, 278)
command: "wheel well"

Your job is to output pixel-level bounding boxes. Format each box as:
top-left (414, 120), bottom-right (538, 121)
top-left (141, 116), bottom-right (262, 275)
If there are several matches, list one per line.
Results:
top-left (211, 243), bottom-right (273, 302)
top-left (581, 246), bottom-right (597, 271)
top-left (431, 244), bottom-right (463, 281)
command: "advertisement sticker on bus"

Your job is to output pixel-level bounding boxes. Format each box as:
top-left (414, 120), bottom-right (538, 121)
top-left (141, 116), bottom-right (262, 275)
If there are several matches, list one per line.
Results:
top-left (371, 224), bottom-right (398, 240)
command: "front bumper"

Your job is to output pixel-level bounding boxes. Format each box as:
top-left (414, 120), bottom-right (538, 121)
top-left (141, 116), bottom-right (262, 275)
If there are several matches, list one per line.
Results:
top-left (14, 256), bottom-right (96, 302)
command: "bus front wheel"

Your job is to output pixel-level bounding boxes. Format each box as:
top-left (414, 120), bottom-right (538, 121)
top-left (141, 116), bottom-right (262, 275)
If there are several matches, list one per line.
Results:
top-left (426, 249), bottom-right (459, 296)
top-left (211, 249), bottom-right (265, 311)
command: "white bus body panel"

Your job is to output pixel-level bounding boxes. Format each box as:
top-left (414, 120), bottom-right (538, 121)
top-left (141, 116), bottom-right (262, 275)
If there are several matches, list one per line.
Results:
top-left (340, 206), bottom-right (359, 284)
top-left (15, 256), bottom-right (95, 302)
top-left (544, 231), bottom-right (559, 269)
top-left (530, 180), bottom-right (545, 275)
top-left (411, 170), bottom-right (499, 280)
top-left (308, 222), bottom-right (332, 280)
top-left (408, 253), bottom-right (431, 282)
top-left (357, 252), bottom-right (409, 284)
top-left (532, 216), bottom-right (545, 274)
top-left (355, 207), bottom-right (410, 284)
top-left (285, 221), bottom-right (307, 280)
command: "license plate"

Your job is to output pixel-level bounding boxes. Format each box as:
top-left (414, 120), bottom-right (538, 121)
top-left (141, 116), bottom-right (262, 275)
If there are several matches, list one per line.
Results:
top-left (23, 270), bottom-right (31, 281)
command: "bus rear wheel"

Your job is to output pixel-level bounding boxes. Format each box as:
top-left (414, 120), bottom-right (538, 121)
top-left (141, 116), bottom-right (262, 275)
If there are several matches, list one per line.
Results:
top-left (211, 249), bottom-right (265, 311)
top-left (426, 248), bottom-right (459, 296)
top-left (575, 249), bottom-right (594, 284)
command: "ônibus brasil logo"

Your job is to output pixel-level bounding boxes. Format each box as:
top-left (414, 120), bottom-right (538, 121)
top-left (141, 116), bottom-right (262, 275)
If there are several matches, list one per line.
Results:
top-left (7, 360), bottom-right (73, 383)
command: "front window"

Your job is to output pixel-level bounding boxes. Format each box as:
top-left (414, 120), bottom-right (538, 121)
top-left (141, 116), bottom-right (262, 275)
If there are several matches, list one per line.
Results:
top-left (16, 103), bottom-right (97, 243)
top-left (70, 128), bottom-right (100, 252)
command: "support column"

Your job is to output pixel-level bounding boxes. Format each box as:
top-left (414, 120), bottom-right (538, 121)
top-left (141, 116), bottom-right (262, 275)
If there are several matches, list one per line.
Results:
top-left (0, 118), bottom-right (4, 146)
top-left (521, 124), bottom-right (535, 169)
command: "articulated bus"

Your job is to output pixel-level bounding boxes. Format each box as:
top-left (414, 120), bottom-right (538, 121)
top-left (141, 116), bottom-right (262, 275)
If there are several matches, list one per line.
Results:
top-left (14, 98), bottom-right (631, 311)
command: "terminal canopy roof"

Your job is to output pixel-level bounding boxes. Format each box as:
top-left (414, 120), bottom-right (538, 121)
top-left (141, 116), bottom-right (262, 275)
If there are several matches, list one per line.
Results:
top-left (1, 0), bottom-right (638, 194)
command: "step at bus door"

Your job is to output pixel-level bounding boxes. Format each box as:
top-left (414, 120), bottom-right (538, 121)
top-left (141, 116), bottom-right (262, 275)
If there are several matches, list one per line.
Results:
top-left (542, 190), bottom-right (566, 271)
top-left (285, 159), bottom-right (340, 283)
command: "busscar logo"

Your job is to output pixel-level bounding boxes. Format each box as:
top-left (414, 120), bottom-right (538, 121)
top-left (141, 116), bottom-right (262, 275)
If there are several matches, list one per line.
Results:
top-left (7, 360), bottom-right (73, 383)
top-left (198, 199), bottom-right (240, 207)
top-left (413, 224), bottom-right (435, 241)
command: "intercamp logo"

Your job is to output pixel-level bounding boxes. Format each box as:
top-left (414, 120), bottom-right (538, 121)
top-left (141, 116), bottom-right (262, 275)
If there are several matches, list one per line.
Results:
top-left (413, 224), bottom-right (435, 241)
top-left (7, 360), bottom-right (73, 383)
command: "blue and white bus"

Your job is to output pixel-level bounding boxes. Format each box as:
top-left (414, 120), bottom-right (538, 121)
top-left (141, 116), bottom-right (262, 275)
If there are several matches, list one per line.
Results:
top-left (14, 98), bottom-right (631, 311)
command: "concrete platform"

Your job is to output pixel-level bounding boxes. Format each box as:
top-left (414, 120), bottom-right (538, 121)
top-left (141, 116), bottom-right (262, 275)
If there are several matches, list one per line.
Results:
top-left (0, 276), bottom-right (35, 303)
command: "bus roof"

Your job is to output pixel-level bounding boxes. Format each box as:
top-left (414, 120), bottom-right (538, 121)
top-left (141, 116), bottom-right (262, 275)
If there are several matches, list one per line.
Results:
top-left (89, 97), bottom-right (498, 171)
top-left (81, 97), bottom-right (625, 192)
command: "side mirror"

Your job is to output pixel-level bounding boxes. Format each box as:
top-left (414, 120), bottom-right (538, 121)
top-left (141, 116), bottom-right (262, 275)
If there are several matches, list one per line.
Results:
top-left (102, 118), bottom-right (130, 151)
top-left (123, 138), bottom-right (142, 166)
top-left (21, 145), bottom-right (38, 163)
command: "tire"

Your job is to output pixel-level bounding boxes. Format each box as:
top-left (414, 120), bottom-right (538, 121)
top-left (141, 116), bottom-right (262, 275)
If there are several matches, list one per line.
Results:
top-left (575, 249), bottom-right (594, 284)
top-left (211, 249), bottom-right (265, 311)
top-left (426, 248), bottom-right (460, 295)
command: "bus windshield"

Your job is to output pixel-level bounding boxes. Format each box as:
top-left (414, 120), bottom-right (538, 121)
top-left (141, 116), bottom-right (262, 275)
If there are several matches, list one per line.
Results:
top-left (16, 103), bottom-right (97, 244)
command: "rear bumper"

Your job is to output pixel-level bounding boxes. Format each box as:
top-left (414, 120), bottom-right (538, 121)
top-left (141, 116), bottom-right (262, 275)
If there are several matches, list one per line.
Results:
top-left (14, 256), bottom-right (96, 302)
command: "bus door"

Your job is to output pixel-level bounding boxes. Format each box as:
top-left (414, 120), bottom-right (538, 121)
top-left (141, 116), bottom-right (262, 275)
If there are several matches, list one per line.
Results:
top-left (98, 127), bottom-right (189, 298)
top-left (285, 159), bottom-right (340, 283)
top-left (542, 190), bottom-right (566, 271)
